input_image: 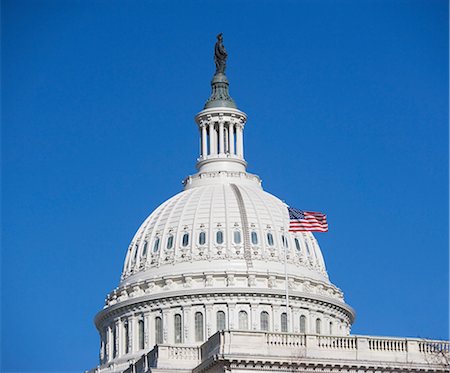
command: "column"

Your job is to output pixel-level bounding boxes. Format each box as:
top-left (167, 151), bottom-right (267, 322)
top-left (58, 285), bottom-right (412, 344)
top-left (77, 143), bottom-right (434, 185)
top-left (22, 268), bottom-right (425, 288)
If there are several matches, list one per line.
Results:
top-left (219, 121), bottom-right (225, 154)
top-left (209, 123), bottom-right (217, 155)
top-left (129, 316), bottom-right (136, 353)
top-left (105, 326), bottom-right (111, 362)
top-left (228, 122), bottom-right (235, 155)
top-left (206, 304), bottom-right (213, 338)
top-left (201, 125), bottom-right (207, 157)
top-left (145, 312), bottom-right (152, 349)
top-left (250, 303), bottom-right (258, 330)
top-left (228, 303), bottom-right (236, 330)
top-left (236, 125), bottom-right (243, 158)
top-left (224, 126), bottom-right (229, 153)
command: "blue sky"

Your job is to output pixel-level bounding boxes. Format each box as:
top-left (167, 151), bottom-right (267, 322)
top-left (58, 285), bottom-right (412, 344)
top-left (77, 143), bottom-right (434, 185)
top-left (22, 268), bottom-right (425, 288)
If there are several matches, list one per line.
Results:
top-left (2, 0), bottom-right (448, 372)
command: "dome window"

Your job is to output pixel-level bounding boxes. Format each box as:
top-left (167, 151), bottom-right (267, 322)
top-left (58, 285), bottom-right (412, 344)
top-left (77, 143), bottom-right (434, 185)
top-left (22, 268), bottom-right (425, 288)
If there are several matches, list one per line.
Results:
top-left (199, 231), bottom-right (206, 245)
top-left (155, 317), bottom-right (163, 344)
top-left (305, 240), bottom-right (311, 256)
top-left (216, 311), bottom-right (226, 331)
top-left (182, 233), bottom-right (189, 247)
top-left (294, 238), bottom-right (301, 252)
top-left (233, 230), bottom-right (242, 244)
top-left (138, 320), bottom-right (145, 350)
top-left (267, 232), bottom-right (274, 246)
top-left (195, 312), bottom-right (204, 342)
top-left (281, 313), bottom-right (288, 332)
top-left (166, 235), bottom-right (174, 250)
top-left (300, 315), bottom-right (306, 333)
top-left (282, 234), bottom-right (289, 249)
top-left (133, 244), bottom-right (139, 261)
top-left (142, 241), bottom-right (148, 256)
top-left (329, 321), bottom-right (333, 334)
top-left (174, 314), bottom-right (183, 343)
top-left (216, 230), bottom-right (224, 245)
top-left (316, 318), bottom-right (322, 334)
top-left (260, 311), bottom-right (269, 331)
top-left (251, 231), bottom-right (258, 245)
top-left (153, 237), bottom-right (160, 253)
top-left (238, 310), bottom-right (249, 330)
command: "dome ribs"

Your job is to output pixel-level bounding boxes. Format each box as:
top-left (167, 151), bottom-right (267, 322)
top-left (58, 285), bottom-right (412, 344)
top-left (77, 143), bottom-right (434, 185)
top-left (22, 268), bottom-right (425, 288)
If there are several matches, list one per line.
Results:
top-left (230, 184), bottom-right (253, 269)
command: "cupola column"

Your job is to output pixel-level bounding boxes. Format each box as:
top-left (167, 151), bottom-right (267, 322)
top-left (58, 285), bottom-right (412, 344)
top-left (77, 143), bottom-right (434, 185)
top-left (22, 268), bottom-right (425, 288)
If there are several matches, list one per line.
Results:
top-left (229, 122), bottom-right (235, 155)
top-left (201, 124), bottom-right (207, 157)
top-left (236, 124), bottom-right (244, 158)
top-left (219, 120), bottom-right (225, 154)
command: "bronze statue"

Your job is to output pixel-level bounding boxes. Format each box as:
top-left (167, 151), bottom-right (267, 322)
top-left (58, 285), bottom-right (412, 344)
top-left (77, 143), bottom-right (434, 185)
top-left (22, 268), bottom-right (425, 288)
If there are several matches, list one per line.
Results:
top-left (214, 33), bottom-right (227, 74)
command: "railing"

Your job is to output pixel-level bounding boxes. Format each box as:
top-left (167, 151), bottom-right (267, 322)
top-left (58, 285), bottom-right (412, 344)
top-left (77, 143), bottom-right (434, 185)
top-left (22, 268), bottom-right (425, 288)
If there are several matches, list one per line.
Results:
top-left (318, 335), bottom-right (357, 349)
top-left (267, 332), bottom-right (306, 347)
top-left (419, 340), bottom-right (450, 354)
top-left (168, 345), bottom-right (201, 360)
top-left (368, 337), bottom-right (407, 352)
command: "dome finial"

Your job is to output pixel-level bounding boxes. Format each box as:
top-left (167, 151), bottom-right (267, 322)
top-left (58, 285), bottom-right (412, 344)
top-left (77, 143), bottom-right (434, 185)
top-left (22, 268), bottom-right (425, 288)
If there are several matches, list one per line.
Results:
top-left (214, 32), bottom-right (227, 75)
top-left (204, 33), bottom-right (237, 109)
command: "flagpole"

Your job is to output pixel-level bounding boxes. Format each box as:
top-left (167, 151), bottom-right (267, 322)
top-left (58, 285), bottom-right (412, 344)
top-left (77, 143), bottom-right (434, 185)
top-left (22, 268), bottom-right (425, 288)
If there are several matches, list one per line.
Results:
top-left (283, 231), bottom-right (290, 332)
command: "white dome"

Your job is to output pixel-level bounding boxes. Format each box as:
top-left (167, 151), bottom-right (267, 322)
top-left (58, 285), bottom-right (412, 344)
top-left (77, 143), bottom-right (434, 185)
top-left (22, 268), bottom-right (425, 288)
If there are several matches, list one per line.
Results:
top-left (121, 175), bottom-right (328, 286)
top-left (93, 65), bottom-right (355, 372)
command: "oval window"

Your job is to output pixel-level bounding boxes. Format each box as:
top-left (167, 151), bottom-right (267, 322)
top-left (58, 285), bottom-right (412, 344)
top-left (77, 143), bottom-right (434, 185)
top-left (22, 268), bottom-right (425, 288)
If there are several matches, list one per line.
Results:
top-left (234, 231), bottom-right (242, 244)
top-left (142, 241), bottom-right (148, 256)
top-left (295, 238), bottom-right (301, 252)
top-left (282, 235), bottom-right (288, 248)
top-left (305, 240), bottom-right (311, 255)
top-left (251, 231), bottom-right (258, 245)
top-left (216, 231), bottom-right (224, 244)
top-left (199, 231), bottom-right (206, 245)
top-left (167, 235), bottom-right (174, 250)
top-left (267, 232), bottom-right (274, 246)
top-left (153, 237), bottom-right (160, 253)
top-left (182, 233), bottom-right (189, 247)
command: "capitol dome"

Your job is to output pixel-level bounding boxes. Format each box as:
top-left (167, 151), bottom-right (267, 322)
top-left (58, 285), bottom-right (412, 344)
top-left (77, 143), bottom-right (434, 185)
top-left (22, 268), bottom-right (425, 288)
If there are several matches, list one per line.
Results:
top-left (92, 39), bottom-right (355, 371)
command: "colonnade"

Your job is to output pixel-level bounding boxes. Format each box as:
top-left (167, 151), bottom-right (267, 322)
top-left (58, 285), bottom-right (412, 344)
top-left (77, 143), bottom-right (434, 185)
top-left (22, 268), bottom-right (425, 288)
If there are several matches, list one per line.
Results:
top-left (199, 121), bottom-right (244, 159)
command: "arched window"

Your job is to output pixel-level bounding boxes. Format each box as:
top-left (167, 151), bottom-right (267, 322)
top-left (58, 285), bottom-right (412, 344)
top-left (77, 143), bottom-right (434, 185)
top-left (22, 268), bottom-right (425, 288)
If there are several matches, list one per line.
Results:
top-left (112, 327), bottom-right (117, 358)
top-left (282, 235), bottom-right (289, 249)
top-left (182, 233), bottom-right (189, 247)
top-left (251, 231), bottom-right (258, 245)
top-left (281, 313), bottom-right (288, 332)
top-left (155, 317), bottom-right (163, 344)
top-left (267, 232), bottom-right (274, 246)
top-left (216, 311), bottom-right (226, 330)
top-left (142, 241), bottom-right (148, 256)
top-left (133, 244), bottom-right (139, 261)
top-left (138, 320), bottom-right (145, 350)
top-left (305, 240), bottom-right (311, 256)
top-left (123, 321), bottom-right (129, 353)
top-left (238, 311), bottom-right (248, 330)
top-left (260, 311), bottom-right (269, 331)
top-left (329, 321), bottom-right (333, 335)
top-left (195, 312), bottom-right (204, 342)
top-left (300, 315), bottom-right (306, 333)
top-left (199, 231), bottom-right (206, 245)
top-left (153, 237), bottom-right (160, 253)
top-left (166, 235), bottom-right (174, 250)
top-left (316, 318), bottom-right (322, 334)
top-left (294, 238), bottom-right (301, 252)
top-left (174, 314), bottom-right (182, 343)
top-left (216, 230), bottom-right (224, 244)
top-left (233, 230), bottom-right (242, 244)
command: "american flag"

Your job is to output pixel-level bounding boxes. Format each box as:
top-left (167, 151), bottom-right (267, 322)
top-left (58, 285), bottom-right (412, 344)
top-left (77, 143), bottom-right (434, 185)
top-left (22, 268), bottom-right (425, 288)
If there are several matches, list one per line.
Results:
top-left (288, 207), bottom-right (328, 232)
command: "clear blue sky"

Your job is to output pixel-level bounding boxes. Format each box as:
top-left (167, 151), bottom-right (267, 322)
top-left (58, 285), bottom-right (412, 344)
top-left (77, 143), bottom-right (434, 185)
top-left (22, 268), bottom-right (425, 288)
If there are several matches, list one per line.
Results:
top-left (2, 0), bottom-right (448, 372)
